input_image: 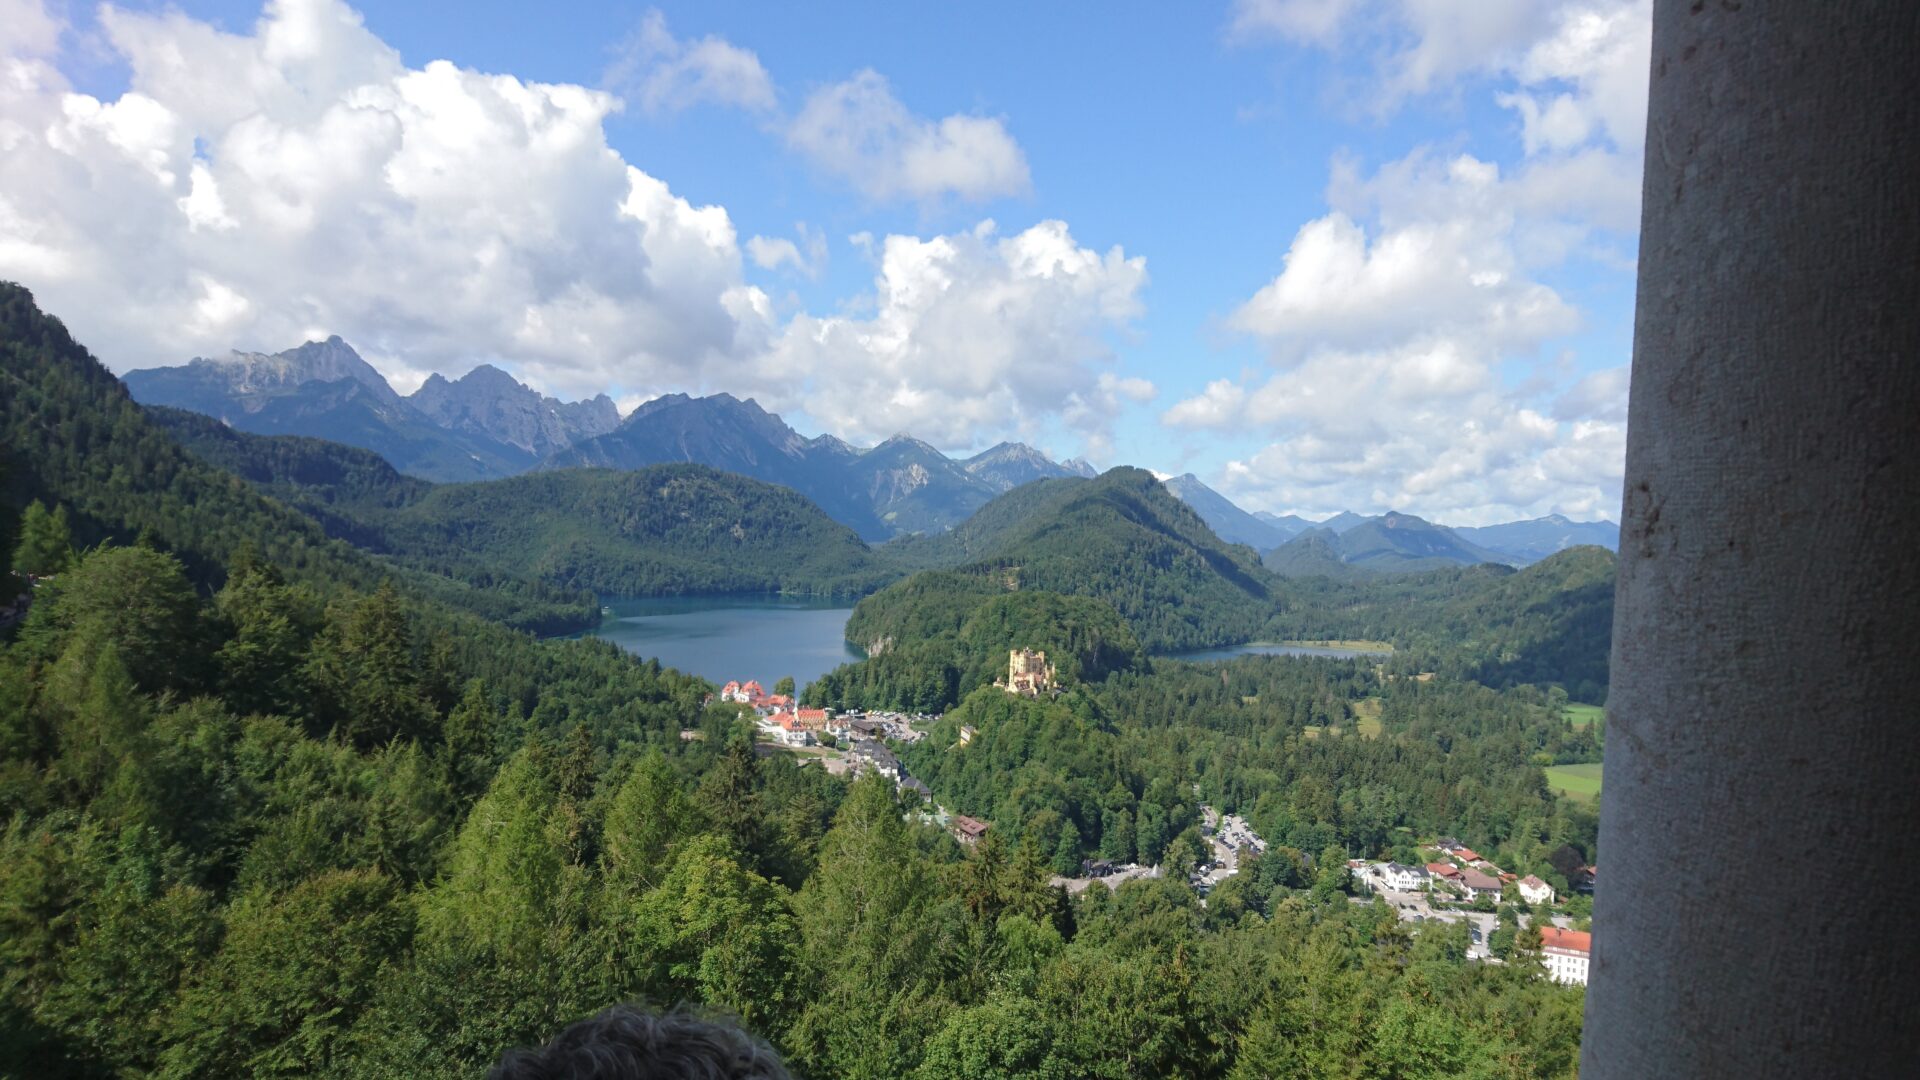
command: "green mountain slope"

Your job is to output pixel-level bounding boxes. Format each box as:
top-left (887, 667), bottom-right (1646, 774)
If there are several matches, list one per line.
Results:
top-left (0, 284), bottom-right (595, 633)
top-left (152, 408), bottom-right (897, 599)
top-left (1274, 545), bottom-right (1617, 700)
top-left (879, 467), bottom-right (1281, 652)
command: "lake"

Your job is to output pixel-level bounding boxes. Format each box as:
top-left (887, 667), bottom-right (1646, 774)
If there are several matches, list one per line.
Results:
top-left (586, 595), bottom-right (862, 688)
top-left (1158, 641), bottom-right (1392, 663)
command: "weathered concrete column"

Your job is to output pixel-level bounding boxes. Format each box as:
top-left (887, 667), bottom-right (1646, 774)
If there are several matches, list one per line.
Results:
top-left (1586, 3), bottom-right (1920, 1075)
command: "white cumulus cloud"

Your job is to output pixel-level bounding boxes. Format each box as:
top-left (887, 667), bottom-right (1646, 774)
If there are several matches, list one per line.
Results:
top-left (787, 69), bottom-right (1030, 204)
top-left (0, 0), bottom-right (1142, 461)
top-left (1176, 149), bottom-right (1624, 523)
top-left (0, 0), bottom-right (768, 398)
top-left (1201, 0), bottom-right (1648, 523)
top-left (604, 9), bottom-right (776, 115)
top-left (758, 219), bottom-right (1148, 452)
top-left (746, 223), bottom-right (827, 278)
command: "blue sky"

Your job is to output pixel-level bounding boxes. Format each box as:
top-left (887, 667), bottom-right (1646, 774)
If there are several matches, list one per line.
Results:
top-left (0, 0), bottom-right (1649, 524)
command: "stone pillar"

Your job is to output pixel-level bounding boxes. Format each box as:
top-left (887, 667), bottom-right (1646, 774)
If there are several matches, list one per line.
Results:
top-left (1586, 3), bottom-right (1920, 1075)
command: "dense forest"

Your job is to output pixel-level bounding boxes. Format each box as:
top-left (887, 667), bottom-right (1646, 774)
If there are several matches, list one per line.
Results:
top-left (884, 469), bottom-right (1282, 651)
top-left (806, 576), bottom-right (1147, 711)
top-left (1269, 553), bottom-right (1617, 704)
top-left (154, 408), bottom-right (901, 605)
top-left (3, 283), bottom-right (1590, 1076)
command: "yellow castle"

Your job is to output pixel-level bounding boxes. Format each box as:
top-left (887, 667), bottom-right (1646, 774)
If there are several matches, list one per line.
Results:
top-left (1001, 648), bottom-right (1056, 696)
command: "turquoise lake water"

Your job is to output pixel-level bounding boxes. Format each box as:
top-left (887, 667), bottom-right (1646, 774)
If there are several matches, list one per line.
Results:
top-left (585, 595), bottom-right (863, 688)
top-left (586, 596), bottom-right (1390, 689)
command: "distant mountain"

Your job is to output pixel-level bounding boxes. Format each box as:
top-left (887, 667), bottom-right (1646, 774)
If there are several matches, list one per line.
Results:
top-left (1265, 511), bottom-right (1514, 577)
top-left (545, 394), bottom-right (1088, 541)
top-left (856, 467), bottom-right (1282, 652)
top-left (408, 364), bottom-right (619, 459)
top-left (1162, 473), bottom-right (1292, 550)
top-left (1336, 512), bottom-right (1514, 570)
top-left (153, 407), bottom-right (897, 600)
top-left (962, 441), bottom-right (1086, 492)
top-left (129, 341), bottom-right (1098, 539)
top-left (849, 434), bottom-right (999, 535)
top-left (1318, 510), bottom-right (1372, 534)
top-left (1261, 527), bottom-right (1364, 579)
top-left (124, 335), bottom-right (401, 408)
top-left (122, 338), bottom-right (604, 483)
top-left (1253, 509), bottom-right (1316, 536)
top-left (540, 392), bottom-right (889, 536)
top-left (1452, 514), bottom-right (1620, 565)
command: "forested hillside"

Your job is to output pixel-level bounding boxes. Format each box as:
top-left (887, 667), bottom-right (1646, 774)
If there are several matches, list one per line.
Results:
top-left (3, 284), bottom-right (1588, 1077)
top-left (0, 286), bottom-right (591, 634)
top-left (868, 467), bottom-right (1283, 652)
top-left (155, 408), bottom-right (897, 600)
top-left (807, 581), bottom-right (1146, 710)
top-left (1274, 548), bottom-right (1617, 703)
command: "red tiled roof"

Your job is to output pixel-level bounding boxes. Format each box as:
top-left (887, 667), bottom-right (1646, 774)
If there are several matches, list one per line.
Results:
top-left (1456, 848), bottom-right (1482, 862)
top-left (952, 814), bottom-right (989, 837)
top-left (1427, 862), bottom-right (1462, 878)
top-left (1539, 927), bottom-right (1592, 954)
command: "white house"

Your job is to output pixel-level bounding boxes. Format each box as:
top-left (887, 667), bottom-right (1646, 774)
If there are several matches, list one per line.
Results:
top-left (1518, 875), bottom-right (1556, 905)
top-left (1381, 863), bottom-right (1430, 891)
top-left (1539, 927), bottom-right (1592, 985)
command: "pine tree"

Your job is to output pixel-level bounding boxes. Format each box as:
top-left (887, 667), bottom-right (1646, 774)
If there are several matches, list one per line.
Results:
top-left (11, 500), bottom-right (73, 577)
top-left (703, 733), bottom-right (766, 866)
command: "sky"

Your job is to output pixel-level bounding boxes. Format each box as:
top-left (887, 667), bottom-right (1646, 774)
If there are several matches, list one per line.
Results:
top-left (0, 0), bottom-right (1650, 525)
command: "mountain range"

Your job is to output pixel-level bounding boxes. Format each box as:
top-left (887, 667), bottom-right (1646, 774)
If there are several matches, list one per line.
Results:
top-left (122, 337), bottom-right (1091, 540)
top-left (1161, 473), bottom-right (1616, 572)
top-left (543, 394), bottom-right (1092, 540)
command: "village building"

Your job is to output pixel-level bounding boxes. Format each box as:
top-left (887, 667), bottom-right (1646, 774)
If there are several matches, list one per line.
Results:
top-left (997, 649), bottom-right (1056, 696)
top-left (951, 815), bottom-right (989, 845)
top-left (1539, 926), bottom-right (1592, 986)
top-left (1519, 875), bottom-right (1556, 905)
top-left (1381, 863), bottom-right (1429, 891)
top-left (848, 739), bottom-right (905, 783)
top-left (1459, 869), bottom-right (1504, 903)
top-left (958, 725), bottom-right (978, 745)
top-left (769, 714), bottom-right (815, 747)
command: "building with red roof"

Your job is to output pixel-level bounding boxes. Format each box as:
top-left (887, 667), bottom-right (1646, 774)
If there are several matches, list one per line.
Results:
top-left (1539, 926), bottom-right (1592, 985)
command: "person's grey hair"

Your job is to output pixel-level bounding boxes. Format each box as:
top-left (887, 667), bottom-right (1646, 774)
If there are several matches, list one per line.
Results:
top-left (488, 1005), bottom-right (792, 1080)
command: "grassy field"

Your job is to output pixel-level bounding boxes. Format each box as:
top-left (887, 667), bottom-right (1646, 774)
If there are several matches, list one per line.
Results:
top-left (1351, 697), bottom-right (1384, 738)
top-left (1564, 703), bottom-right (1605, 729)
top-left (1545, 762), bottom-right (1604, 801)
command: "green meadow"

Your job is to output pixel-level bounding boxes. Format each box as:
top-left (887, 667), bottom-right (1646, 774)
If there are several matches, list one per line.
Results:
top-left (1564, 703), bottom-right (1605, 728)
top-left (1546, 762), bottom-right (1605, 801)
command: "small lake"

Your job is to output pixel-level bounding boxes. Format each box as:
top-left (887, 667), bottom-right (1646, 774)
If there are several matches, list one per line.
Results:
top-left (1158, 641), bottom-right (1392, 664)
top-left (586, 595), bottom-right (862, 688)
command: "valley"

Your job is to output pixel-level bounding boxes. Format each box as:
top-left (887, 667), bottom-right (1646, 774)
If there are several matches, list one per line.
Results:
top-left (2, 283), bottom-right (1600, 1077)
